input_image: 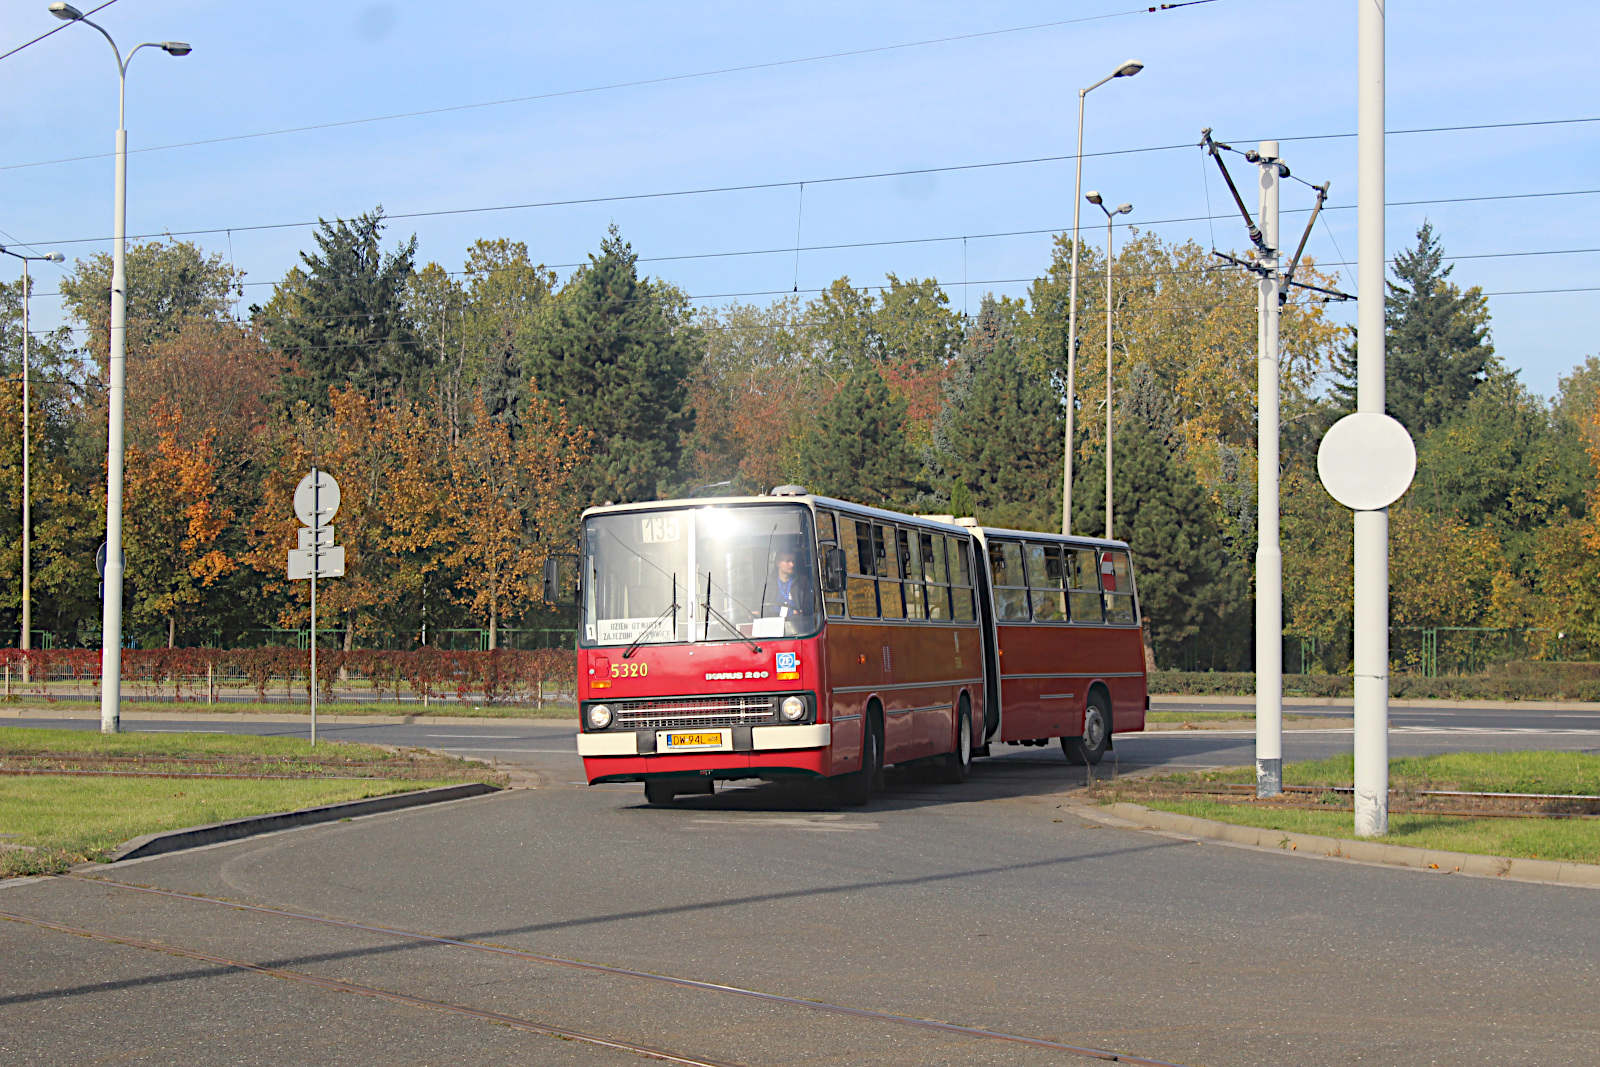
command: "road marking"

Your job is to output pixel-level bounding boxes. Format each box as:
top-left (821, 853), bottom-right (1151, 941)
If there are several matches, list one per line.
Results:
top-left (425, 734), bottom-right (522, 739)
top-left (690, 815), bottom-right (879, 832)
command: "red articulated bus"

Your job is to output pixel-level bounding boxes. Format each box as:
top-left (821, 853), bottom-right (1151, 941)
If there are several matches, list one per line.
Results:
top-left (573, 487), bottom-right (1147, 805)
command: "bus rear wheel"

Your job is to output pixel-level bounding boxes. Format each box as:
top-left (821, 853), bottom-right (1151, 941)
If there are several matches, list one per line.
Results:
top-left (937, 703), bottom-right (973, 784)
top-left (1062, 693), bottom-right (1111, 766)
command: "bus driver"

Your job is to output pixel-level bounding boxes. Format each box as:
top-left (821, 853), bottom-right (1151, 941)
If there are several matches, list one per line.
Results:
top-left (768, 548), bottom-right (814, 622)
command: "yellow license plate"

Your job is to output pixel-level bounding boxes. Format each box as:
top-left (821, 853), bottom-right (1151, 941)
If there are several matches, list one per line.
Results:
top-left (666, 732), bottom-right (722, 748)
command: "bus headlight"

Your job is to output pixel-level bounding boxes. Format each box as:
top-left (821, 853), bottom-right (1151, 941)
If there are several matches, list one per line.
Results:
top-left (780, 696), bottom-right (806, 722)
top-left (587, 704), bottom-right (613, 730)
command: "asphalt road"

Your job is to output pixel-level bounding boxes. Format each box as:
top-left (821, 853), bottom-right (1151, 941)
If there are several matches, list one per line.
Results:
top-left (4, 707), bottom-right (1600, 1065)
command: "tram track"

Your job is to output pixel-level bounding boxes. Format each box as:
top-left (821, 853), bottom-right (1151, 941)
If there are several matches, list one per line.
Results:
top-left (48, 874), bottom-right (1196, 1066)
top-left (0, 908), bottom-right (741, 1067)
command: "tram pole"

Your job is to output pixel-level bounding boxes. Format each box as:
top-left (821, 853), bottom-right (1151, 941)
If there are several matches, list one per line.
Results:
top-left (1255, 141), bottom-right (1283, 797)
top-left (1352, 0), bottom-right (1390, 836)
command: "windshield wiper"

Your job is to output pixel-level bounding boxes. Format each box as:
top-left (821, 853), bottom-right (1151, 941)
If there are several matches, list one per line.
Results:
top-left (701, 571), bottom-right (762, 654)
top-left (622, 574), bottom-right (677, 659)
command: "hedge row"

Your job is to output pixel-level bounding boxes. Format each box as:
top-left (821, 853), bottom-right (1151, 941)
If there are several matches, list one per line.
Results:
top-left (0, 647), bottom-right (578, 705)
top-left (1150, 665), bottom-right (1600, 703)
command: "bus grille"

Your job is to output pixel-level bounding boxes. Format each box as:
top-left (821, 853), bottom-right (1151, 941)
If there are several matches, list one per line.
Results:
top-left (611, 695), bottom-right (777, 731)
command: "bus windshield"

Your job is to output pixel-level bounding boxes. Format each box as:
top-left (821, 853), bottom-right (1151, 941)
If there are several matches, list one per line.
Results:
top-left (581, 503), bottom-right (820, 647)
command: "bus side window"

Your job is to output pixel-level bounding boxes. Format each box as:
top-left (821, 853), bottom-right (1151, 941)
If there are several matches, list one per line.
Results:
top-left (920, 531), bottom-right (950, 621)
top-left (899, 528), bottom-right (927, 620)
top-left (1066, 547), bottom-right (1103, 623)
top-left (1025, 542), bottom-right (1066, 621)
top-left (1102, 550), bottom-right (1137, 624)
top-left (819, 510), bottom-right (845, 619)
top-left (951, 537), bottom-right (977, 621)
top-left (987, 541), bottom-right (1029, 621)
top-left (844, 517), bottom-right (879, 618)
top-left (875, 524), bottom-right (905, 619)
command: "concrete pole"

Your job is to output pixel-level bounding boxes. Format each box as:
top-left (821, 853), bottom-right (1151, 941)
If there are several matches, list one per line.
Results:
top-left (100, 118), bottom-right (128, 735)
top-left (20, 259), bottom-right (31, 661)
top-left (1256, 142), bottom-right (1283, 797)
top-left (1104, 209), bottom-right (1115, 541)
top-left (1062, 89), bottom-right (1088, 536)
top-left (1354, 0), bottom-right (1390, 836)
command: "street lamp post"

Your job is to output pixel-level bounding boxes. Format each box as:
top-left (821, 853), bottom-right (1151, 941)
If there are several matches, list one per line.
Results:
top-left (1, 246), bottom-right (66, 663)
top-left (48, 2), bottom-right (190, 734)
top-left (1063, 59), bottom-right (1142, 536)
top-left (1085, 192), bottom-right (1132, 540)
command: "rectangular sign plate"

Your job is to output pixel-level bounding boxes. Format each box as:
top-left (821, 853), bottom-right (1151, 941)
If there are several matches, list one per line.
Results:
top-left (287, 545), bottom-right (346, 580)
top-left (658, 728), bottom-right (731, 753)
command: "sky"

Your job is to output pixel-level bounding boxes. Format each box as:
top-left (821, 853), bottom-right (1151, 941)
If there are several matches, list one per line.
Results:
top-left (1, 0), bottom-right (1595, 398)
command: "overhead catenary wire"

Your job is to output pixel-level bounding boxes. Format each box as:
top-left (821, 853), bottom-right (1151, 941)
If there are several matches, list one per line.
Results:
top-left (0, 0), bottom-right (121, 64)
top-left (0, 1), bottom-right (1220, 173)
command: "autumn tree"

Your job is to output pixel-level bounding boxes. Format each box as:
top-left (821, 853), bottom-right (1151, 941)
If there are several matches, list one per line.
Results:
top-left (122, 403), bottom-right (236, 646)
top-left (59, 238), bottom-right (242, 364)
top-left (445, 390), bottom-right (586, 647)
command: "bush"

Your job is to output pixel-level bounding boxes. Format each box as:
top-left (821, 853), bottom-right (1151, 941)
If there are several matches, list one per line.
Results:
top-left (0, 647), bottom-right (578, 706)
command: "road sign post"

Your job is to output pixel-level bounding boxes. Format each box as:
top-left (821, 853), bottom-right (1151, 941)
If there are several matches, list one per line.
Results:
top-left (290, 469), bottom-right (342, 745)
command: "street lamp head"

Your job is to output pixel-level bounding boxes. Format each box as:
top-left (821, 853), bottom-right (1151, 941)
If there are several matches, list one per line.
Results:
top-left (48, 2), bottom-right (83, 20)
top-left (160, 41), bottom-right (192, 56)
top-left (46, 252), bottom-right (65, 263)
top-left (1114, 60), bottom-right (1144, 78)
top-left (1116, 203), bottom-right (1134, 216)
top-left (1085, 191), bottom-right (1103, 205)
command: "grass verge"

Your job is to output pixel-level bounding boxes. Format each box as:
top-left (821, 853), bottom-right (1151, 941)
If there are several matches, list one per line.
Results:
top-left (1155, 750), bottom-right (1600, 795)
top-left (1113, 751), bottom-right (1600, 866)
top-left (0, 727), bottom-right (502, 876)
top-left (1132, 798), bottom-right (1600, 866)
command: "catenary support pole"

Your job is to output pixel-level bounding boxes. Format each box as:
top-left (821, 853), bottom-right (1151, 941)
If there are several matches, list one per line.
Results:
top-left (1353, 0), bottom-right (1389, 836)
top-left (20, 258), bottom-right (31, 669)
top-left (1255, 141), bottom-right (1283, 797)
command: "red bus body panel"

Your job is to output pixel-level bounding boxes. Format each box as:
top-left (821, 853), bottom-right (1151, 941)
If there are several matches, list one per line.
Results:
top-left (993, 623), bottom-right (1147, 742)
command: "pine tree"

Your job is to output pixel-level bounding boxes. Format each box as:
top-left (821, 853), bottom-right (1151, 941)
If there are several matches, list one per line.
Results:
top-left (1072, 416), bottom-right (1234, 666)
top-left (1383, 221), bottom-right (1497, 434)
top-left (798, 362), bottom-right (922, 505)
top-left (523, 226), bottom-right (699, 504)
top-left (935, 296), bottom-right (1061, 530)
top-left (259, 208), bottom-right (423, 411)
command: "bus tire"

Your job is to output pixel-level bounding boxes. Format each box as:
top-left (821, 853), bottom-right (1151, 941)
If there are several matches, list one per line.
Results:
top-left (938, 701), bottom-right (974, 784)
top-left (833, 712), bottom-right (881, 806)
top-left (644, 780), bottom-right (678, 806)
top-left (1062, 692), bottom-right (1111, 766)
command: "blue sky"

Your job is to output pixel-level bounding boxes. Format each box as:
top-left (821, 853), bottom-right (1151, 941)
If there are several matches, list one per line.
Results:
top-left (2, 0), bottom-right (1595, 397)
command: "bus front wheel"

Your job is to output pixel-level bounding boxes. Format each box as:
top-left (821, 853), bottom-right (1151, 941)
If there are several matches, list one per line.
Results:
top-left (833, 716), bottom-right (880, 806)
top-left (1062, 693), bottom-right (1111, 766)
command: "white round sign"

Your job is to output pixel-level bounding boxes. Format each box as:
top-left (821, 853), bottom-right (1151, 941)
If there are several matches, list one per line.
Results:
top-left (294, 469), bottom-right (341, 528)
top-left (1317, 412), bottom-right (1416, 511)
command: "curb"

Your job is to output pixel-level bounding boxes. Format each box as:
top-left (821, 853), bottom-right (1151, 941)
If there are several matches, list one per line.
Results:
top-left (1065, 799), bottom-right (1600, 890)
top-left (0, 709), bottom-right (575, 727)
top-left (1149, 694), bottom-right (1600, 712)
top-left (100, 781), bottom-right (502, 863)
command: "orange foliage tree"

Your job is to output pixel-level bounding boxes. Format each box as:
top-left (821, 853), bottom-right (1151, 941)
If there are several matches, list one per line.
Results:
top-left (122, 402), bottom-right (236, 646)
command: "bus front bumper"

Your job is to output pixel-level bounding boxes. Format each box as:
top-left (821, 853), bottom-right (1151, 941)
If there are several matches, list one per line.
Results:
top-left (577, 724), bottom-right (832, 783)
top-left (576, 723), bottom-right (830, 757)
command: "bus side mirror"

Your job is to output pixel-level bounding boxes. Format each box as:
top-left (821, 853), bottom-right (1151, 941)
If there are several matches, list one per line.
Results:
top-left (541, 558), bottom-right (560, 604)
top-left (822, 547), bottom-right (846, 594)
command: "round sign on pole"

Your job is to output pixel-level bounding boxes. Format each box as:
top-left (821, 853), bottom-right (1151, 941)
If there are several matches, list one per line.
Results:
top-left (294, 470), bottom-right (341, 528)
top-left (1317, 412), bottom-right (1416, 511)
